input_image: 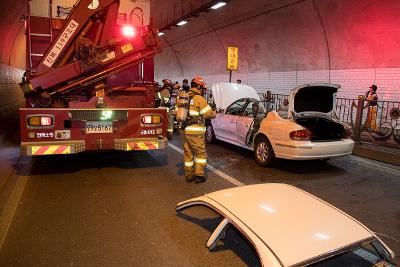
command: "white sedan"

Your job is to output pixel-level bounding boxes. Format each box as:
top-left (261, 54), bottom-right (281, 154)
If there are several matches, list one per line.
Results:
top-left (206, 83), bottom-right (355, 166)
top-left (176, 184), bottom-right (397, 266)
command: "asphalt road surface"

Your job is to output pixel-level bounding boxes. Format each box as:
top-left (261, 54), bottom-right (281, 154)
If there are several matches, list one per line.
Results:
top-left (0, 131), bottom-right (399, 266)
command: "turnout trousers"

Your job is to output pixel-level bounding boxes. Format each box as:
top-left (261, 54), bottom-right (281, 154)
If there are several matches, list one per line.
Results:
top-left (183, 134), bottom-right (207, 180)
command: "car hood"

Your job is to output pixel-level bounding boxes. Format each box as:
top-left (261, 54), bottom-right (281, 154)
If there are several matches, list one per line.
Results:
top-left (288, 83), bottom-right (340, 117)
top-left (210, 82), bottom-right (260, 110)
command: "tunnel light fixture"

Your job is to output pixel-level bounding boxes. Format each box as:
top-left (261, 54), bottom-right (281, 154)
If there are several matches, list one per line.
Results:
top-left (211, 2), bottom-right (227, 10)
top-left (158, 32), bottom-right (165, 36)
top-left (176, 20), bottom-right (188, 26)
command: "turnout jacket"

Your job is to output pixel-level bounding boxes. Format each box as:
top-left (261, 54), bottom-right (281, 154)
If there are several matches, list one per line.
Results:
top-left (185, 87), bottom-right (216, 135)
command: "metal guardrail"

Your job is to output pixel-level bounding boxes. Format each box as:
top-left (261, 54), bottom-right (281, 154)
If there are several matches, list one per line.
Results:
top-left (258, 93), bottom-right (400, 150)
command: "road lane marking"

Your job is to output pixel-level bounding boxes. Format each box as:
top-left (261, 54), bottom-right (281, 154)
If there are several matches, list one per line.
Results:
top-left (168, 143), bottom-right (245, 187)
top-left (0, 175), bottom-right (29, 249)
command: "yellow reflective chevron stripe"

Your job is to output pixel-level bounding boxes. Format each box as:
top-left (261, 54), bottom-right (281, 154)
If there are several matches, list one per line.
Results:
top-left (195, 158), bottom-right (207, 164)
top-left (184, 161), bottom-right (194, 167)
top-left (184, 126), bottom-right (206, 133)
top-left (189, 110), bottom-right (200, 116)
top-left (200, 105), bottom-right (211, 115)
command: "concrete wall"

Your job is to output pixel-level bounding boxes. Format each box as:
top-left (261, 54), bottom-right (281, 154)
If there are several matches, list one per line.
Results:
top-left (152, 0), bottom-right (400, 100)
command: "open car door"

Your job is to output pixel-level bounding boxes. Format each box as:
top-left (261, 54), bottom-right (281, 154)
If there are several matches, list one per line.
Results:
top-left (236, 100), bottom-right (274, 146)
top-left (212, 98), bottom-right (248, 143)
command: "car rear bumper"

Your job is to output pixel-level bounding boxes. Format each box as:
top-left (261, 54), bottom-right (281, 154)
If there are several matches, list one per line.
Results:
top-left (21, 138), bottom-right (168, 156)
top-left (273, 139), bottom-right (355, 160)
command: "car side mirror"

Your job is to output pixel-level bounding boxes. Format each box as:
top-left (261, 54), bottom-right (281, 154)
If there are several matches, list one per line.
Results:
top-left (206, 218), bottom-right (229, 251)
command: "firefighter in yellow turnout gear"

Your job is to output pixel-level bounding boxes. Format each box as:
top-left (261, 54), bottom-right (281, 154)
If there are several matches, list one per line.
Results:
top-left (157, 79), bottom-right (174, 139)
top-left (184, 76), bottom-right (216, 183)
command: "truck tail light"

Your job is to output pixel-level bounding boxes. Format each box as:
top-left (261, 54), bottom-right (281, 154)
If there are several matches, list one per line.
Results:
top-left (41, 116), bottom-right (52, 126)
top-left (290, 129), bottom-right (311, 141)
top-left (141, 115), bottom-right (162, 125)
top-left (27, 115), bottom-right (53, 127)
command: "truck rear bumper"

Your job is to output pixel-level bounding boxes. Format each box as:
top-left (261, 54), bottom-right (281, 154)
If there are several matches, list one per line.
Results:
top-left (21, 138), bottom-right (168, 156)
top-left (21, 141), bottom-right (86, 156)
top-left (114, 138), bottom-right (168, 151)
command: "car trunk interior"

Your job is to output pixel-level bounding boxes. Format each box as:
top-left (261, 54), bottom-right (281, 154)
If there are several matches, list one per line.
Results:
top-left (295, 116), bottom-right (344, 141)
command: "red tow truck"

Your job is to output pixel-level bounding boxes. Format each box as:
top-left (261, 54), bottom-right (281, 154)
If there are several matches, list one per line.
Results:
top-left (19, 0), bottom-right (168, 156)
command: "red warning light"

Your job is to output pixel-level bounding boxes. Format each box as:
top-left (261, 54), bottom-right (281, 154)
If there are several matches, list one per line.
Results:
top-left (121, 25), bottom-right (136, 38)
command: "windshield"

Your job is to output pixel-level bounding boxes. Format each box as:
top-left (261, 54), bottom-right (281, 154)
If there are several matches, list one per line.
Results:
top-left (309, 240), bottom-right (396, 267)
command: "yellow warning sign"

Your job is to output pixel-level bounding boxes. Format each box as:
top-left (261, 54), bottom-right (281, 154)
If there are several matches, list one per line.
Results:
top-left (121, 43), bottom-right (134, 54)
top-left (227, 47), bottom-right (238, 70)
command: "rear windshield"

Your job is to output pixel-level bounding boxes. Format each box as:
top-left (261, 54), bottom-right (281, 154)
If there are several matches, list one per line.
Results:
top-left (309, 240), bottom-right (396, 267)
top-left (294, 86), bottom-right (337, 113)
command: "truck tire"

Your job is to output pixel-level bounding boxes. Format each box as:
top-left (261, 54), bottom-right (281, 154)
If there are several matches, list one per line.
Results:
top-left (205, 124), bottom-right (216, 144)
top-left (254, 136), bottom-right (275, 167)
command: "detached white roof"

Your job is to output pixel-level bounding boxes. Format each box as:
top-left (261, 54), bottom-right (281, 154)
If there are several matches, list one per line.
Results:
top-left (211, 82), bottom-right (260, 110)
top-left (204, 184), bottom-right (373, 266)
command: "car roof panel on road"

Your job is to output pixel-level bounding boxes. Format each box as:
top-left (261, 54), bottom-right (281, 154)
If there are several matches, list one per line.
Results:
top-left (205, 183), bottom-right (373, 266)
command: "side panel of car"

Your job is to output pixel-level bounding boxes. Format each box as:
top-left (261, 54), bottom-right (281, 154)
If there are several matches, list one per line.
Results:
top-left (213, 114), bottom-right (239, 142)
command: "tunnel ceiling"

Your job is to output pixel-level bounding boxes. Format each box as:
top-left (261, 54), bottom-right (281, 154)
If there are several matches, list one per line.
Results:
top-left (151, 0), bottom-right (400, 78)
top-left (0, 0), bottom-right (27, 69)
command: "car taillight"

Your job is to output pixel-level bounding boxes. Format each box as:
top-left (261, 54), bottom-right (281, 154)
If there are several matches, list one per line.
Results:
top-left (343, 127), bottom-right (353, 139)
top-left (141, 115), bottom-right (162, 124)
top-left (27, 116), bottom-right (53, 127)
top-left (290, 129), bottom-right (311, 141)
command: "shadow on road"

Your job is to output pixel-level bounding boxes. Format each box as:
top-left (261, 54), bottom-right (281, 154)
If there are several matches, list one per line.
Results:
top-left (15, 150), bottom-right (169, 176)
top-left (176, 208), bottom-right (261, 267)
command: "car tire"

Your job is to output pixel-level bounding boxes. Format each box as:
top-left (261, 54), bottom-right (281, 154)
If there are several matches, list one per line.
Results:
top-left (254, 136), bottom-right (275, 167)
top-left (205, 124), bottom-right (216, 144)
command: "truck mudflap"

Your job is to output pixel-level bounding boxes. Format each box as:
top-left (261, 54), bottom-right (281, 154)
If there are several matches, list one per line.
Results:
top-left (114, 138), bottom-right (168, 151)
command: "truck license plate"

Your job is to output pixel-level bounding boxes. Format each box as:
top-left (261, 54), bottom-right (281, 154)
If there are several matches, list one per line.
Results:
top-left (86, 121), bottom-right (113, 133)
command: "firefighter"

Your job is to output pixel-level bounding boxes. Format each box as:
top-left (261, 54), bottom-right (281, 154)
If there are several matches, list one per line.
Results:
top-left (183, 76), bottom-right (216, 183)
top-left (157, 79), bottom-right (174, 139)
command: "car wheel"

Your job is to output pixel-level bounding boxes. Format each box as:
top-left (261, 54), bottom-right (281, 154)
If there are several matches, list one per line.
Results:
top-left (205, 124), bottom-right (216, 144)
top-left (254, 136), bottom-right (275, 166)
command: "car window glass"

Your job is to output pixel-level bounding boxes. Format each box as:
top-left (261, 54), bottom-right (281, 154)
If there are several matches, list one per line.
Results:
top-left (226, 99), bottom-right (247, 116)
top-left (243, 100), bottom-right (258, 117)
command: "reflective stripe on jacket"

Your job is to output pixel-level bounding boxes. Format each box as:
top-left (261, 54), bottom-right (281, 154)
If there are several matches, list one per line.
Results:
top-left (184, 87), bottom-right (216, 135)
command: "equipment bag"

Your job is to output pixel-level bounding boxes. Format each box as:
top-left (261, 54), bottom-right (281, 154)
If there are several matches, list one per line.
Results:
top-left (175, 93), bottom-right (190, 123)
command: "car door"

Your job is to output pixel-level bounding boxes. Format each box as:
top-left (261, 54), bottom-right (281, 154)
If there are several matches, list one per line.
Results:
top-left (236, 99), bottom-right (258, 146)
top-left (213, 98), bottom-right (248, 142)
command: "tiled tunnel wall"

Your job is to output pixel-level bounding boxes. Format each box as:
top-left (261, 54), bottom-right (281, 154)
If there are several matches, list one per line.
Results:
top-left (167, 67), bottom-right (400, 100)
top-left (153, 0), bottom-right (400, 101)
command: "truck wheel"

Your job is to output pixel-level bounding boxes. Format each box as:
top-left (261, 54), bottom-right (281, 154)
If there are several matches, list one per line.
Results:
top-left (254, 136), bottom-right (275, 167)
top-left (205, 124), bottom-right (216, 143)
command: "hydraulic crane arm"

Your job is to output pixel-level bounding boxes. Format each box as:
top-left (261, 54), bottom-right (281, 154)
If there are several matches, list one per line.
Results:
top-left (21, 0), bottom-right (161, 96)
top-left (35, 0), bottom-right (119, 76)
